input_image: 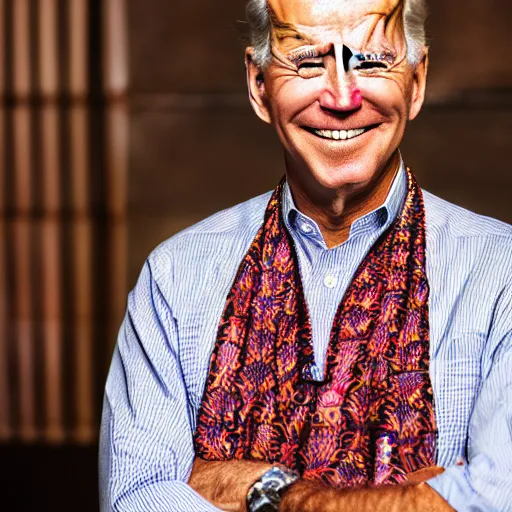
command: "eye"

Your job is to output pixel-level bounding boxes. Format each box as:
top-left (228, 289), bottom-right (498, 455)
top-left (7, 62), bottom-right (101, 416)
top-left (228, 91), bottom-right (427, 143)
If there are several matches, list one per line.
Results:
top-left (289, 47), bottom-right (323, 70)
top-left (356, 61), bottom-right (388, 70)
top-left (351, 52), bottom-right (396, 72)
top-left (298, 60), bottom-right (324, 69)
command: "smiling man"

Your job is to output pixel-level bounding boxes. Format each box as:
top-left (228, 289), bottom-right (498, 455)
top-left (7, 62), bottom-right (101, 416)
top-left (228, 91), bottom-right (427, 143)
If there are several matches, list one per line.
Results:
top-left (99, 0), bottom-right (512, 511)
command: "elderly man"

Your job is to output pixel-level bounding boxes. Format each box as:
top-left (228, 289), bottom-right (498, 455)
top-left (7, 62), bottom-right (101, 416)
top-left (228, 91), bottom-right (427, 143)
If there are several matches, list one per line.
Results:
top-left (99, 0), bottom-right (512, 510)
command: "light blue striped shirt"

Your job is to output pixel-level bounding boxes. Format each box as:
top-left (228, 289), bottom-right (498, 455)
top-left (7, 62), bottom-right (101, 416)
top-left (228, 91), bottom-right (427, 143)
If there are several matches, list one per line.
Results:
top-left (100, 165), bottom-right (512, 511)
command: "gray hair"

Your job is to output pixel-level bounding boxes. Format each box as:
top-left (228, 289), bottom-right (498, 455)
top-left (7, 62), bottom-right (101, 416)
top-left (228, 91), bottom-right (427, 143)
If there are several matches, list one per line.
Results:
top-left (245, 0), bottom-right (428, 67)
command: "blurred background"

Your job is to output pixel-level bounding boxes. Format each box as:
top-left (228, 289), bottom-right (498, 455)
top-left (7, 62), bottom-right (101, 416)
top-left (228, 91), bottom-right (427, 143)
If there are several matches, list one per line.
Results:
top-left (0, 0), bottom-right (510, 510)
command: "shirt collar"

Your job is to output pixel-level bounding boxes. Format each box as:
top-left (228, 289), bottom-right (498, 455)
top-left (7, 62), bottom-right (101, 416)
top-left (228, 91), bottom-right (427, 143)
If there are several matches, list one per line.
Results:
top-left (282, 160), bottom-right (407, 248)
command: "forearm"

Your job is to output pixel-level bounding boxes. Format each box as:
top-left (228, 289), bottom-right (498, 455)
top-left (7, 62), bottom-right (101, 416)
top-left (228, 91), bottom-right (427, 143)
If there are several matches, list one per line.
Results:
top-left (280, 479), bottom-right (455, 512)
top-left (188, 459), bottom-right (453, 512)
top-left (189, 458), bottom-right (273, 512)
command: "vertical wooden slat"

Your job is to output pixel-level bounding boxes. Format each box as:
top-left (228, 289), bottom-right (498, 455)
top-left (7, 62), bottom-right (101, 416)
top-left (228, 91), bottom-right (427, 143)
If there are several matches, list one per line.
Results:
top-left (13, 0), bottom-right (31, 99)
top-left (105, 104), bottom-right (128, 353)
top-left (40, 208), bottom-right (63, 442)
top-left (0, 0), bottom-right (5, 101)
top-left (69, 0), bottom-right (94, 444)
top-left (13, 215), bottom-right (36, 441)
top-left (104, 0), bottom-right (128, 97)
top-left (13, 105), bottom-right (36, 442)
top-left (13, 0), bottom-right (31, 210)
top-left (13, 106), bottom-right (31, 212)
top-left (12, 15), bottom-right (34, 434)
top-left (13, 0), bottom-right (36, 442)
top-left (104, 0), bottom-right (128, 355)
top-left (39, 0), bottom-right (58, 97)
top-left (0, 111), bottom-right (9, 440)
top-left (0, 0), bottom-right (9, 440)
top-left (0, 217), bottom-right (7, 440)
top-left (71, 107), bottom-right (94, 444)
top-left (69, 0), bottom-right (88, 98)
top-left (40, 0), bottom-right (63, 442)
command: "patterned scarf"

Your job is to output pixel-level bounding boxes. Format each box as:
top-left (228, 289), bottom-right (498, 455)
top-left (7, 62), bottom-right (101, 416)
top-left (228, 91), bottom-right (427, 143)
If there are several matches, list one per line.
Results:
top-left (194, 169), bottom-right (436, 487)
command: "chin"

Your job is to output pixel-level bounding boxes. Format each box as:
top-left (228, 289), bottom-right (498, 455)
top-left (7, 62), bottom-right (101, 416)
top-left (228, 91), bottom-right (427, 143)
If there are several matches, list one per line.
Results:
top-left (299, 155), bottom-right (388, 193)
top-left (283, 126), bottom-right (399, 194)
top-left (319, 165), bottom-right (378, 190)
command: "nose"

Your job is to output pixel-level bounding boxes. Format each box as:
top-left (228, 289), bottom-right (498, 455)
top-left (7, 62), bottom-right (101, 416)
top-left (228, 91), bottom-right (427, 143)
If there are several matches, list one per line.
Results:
top-left (318, 44), bottom-right (363, 112)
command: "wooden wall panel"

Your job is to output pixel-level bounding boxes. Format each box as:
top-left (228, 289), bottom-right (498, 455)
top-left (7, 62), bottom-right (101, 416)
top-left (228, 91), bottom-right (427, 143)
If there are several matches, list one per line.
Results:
top-left (128, 105), bottom-right (281, 216)
top-left (1, 0), bottom-right (128, 445)
top-left (426, 1), bottom-right (512, 100)
top-left (128, 0), bottom-right (247, 93)
top-left (402, 108), bottom-right (512, 222)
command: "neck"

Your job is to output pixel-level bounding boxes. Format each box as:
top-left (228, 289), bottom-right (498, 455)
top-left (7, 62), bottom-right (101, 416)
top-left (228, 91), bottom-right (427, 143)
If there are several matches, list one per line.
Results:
top-left (286, 152), bottom-right (401, 249)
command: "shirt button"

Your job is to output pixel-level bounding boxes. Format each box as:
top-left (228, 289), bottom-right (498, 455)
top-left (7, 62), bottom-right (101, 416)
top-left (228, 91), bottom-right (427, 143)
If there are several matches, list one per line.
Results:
top-left (324, 275), bottom-right (337, 289)
top-left (300, 222), bottom-right (313, 235)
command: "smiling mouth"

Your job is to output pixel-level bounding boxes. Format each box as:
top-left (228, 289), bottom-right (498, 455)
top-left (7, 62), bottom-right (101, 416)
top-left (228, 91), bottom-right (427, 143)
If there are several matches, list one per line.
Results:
top-left (304, 124), bottom-right (379, 141)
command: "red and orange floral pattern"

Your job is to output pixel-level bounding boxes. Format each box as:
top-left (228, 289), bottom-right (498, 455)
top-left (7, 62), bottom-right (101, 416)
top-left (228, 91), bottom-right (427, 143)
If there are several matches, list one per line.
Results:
top-left (194, 169), bottom-right (436, 487)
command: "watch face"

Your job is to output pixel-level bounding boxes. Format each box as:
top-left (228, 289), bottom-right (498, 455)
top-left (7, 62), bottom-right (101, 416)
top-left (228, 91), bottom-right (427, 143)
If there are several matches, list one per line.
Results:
top-left (247, 466), bottom-right (299, 512)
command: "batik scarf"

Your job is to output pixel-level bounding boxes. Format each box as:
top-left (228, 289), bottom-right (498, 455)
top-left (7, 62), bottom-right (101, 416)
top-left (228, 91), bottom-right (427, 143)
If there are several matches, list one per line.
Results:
top-left (194, 168), bottom-right (436, 487)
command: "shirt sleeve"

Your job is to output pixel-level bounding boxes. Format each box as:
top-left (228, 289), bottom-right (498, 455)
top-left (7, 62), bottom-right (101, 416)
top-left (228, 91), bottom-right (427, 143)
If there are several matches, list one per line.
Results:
top-left (427, 281), bottom-right (512, 511)
top-left (99, 258), bottom-right (222, 512)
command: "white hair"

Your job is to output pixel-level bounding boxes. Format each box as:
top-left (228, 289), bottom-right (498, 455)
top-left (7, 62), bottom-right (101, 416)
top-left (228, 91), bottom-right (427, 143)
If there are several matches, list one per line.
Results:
top-left (245, 0), bottom-right (428, 67)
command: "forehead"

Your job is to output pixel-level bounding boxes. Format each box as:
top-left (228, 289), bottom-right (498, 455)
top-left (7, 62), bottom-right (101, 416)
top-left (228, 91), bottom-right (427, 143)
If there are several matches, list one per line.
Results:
top-left (268, 0), bottom-right (402, 30)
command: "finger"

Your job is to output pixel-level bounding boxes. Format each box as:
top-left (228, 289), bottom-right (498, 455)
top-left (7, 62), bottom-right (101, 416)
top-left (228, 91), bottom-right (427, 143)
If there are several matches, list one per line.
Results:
top-left (405, 466), bottom-right (445, 484)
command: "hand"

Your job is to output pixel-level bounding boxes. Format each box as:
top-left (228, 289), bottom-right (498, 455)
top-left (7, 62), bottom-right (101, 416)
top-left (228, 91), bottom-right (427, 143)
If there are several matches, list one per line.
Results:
top-left (280, 469), bottom-right (454, 512)
top-left (188, 458), bottom-right (273, 512)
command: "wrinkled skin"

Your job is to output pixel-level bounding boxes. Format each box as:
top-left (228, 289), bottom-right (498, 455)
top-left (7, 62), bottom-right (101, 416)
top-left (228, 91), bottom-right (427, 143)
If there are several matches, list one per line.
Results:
top-left (246, 0), bottom-right (428, 246)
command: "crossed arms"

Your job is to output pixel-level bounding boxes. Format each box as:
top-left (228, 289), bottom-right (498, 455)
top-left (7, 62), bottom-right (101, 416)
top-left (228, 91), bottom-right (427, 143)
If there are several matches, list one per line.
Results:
top-left (188, 458), bottom-right (453, 511)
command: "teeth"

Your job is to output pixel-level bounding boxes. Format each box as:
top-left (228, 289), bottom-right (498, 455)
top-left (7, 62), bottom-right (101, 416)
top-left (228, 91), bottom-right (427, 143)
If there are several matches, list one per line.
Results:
top-left (313, 128), bottom-right (365, 140)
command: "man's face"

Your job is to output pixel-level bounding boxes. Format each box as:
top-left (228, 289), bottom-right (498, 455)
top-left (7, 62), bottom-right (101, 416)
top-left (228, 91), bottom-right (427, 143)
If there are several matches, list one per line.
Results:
top-left (247, 0), bottom-right (427, 195)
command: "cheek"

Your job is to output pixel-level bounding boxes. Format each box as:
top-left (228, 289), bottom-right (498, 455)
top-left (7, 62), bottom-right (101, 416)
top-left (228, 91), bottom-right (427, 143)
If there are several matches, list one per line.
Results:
top-left (358, 75), bottom-right (412, 117)
top-left (269, 76), bottom-right (324, 120)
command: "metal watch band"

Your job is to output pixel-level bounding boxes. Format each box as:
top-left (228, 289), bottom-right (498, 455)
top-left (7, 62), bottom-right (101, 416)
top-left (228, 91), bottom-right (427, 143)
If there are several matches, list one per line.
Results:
top-left (246, 465), bottom-right (300, 512)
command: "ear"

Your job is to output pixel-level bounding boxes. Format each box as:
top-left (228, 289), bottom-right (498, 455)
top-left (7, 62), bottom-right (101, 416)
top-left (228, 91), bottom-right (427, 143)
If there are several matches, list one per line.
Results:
top-left (245, 48), bottom-right (272, 124)
top-left (408, 51), bottom-right (429, 121)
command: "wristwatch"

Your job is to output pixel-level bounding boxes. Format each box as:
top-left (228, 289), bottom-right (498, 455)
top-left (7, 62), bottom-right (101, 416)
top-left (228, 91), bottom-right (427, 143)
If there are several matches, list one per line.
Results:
top-left (246, 465), bottom-right (300, 512)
